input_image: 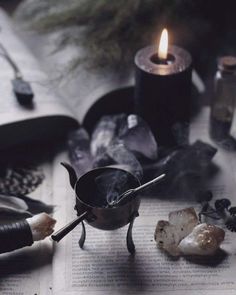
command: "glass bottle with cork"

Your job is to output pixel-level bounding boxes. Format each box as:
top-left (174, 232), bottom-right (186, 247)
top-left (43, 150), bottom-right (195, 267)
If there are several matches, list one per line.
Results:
top-left (210, 56), bottom-right (236, 140)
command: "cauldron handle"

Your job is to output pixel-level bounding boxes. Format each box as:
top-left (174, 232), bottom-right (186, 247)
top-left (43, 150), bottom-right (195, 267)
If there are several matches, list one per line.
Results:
top-left (61, 162), bottom-right (77, 189)
top-left (51, 211), bottom-right (88, 242)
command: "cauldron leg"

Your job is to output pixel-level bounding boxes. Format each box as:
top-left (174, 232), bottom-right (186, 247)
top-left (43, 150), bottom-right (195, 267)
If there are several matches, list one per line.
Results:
top-left (79, 221), bottom-right (86, 248)
top-left (126, 211), bottom-right (139, 254)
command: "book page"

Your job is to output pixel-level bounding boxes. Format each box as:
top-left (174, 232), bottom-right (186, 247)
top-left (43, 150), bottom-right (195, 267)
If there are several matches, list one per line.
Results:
top-left (0, 10), bottom-right (78, 148)
top-left (16, 11), bottom-right (204, 131)
top-left (51, 107), bottom-right (236, 295)
top-left (17, 20), bottom-right (134, 125)
top-left (0, 159), bottom-right (54, 295)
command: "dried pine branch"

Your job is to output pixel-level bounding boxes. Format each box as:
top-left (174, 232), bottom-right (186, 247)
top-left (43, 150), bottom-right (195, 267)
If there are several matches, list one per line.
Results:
top-left (14, 0), bottom-right (210, 71)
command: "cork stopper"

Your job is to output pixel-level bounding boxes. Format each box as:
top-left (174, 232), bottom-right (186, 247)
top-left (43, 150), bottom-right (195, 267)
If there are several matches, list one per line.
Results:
top-left (218, 56), bottom-right (236, 73)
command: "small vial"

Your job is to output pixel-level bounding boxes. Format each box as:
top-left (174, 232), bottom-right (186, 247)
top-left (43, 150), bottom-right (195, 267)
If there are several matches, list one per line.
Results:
top-left (210, 56), bottom-right (236, 140)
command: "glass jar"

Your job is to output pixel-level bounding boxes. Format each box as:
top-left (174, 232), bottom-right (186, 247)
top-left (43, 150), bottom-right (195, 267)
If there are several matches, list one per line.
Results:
top-left (210, 56), bottom-right (236, 140)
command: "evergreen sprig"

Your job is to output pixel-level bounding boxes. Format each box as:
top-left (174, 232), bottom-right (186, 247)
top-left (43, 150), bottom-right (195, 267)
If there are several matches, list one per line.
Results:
top-left (14, 0), bottom-right (199, 71)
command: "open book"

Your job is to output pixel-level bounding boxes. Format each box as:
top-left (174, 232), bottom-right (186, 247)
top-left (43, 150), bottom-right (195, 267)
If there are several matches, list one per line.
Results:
top-left (2, 108), bottom-right (236, 295)
top-left (1, 8), bottom-right (236, 295)
top-left (0, 9), bottom-right (133, 149)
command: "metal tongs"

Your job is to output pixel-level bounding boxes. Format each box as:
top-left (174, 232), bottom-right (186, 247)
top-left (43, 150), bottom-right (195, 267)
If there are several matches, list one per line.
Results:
top-left (108, 173), bottom-right (165, 207)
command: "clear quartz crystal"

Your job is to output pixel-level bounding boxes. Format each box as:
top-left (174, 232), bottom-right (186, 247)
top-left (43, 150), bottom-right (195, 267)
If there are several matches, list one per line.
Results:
top-left (211, 56), bottom-right (236, 139)
top-left (178, 223), bottom-right (225, 256)
top-left (107, 143), bottom-right (143, 180)
top-left (90, 115), bottom-right (119, 157)
top-left (118, 114), bottom-right (158, 160)
top-left (68, 128), bottom-right (93, 177)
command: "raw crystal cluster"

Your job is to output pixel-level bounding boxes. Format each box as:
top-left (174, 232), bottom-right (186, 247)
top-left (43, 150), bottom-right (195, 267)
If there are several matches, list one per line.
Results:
top-left (155, 207), bottom-right (199, 256)
top-left (106, 143), bottom-right (143, 180)
top-left (67, 128), bottom-right (93, 177)
top-left (155, 208), bottom-right (225, 256)
top-left (143, 141), bottom-right (217, 193)
top-left (68, 115), bottom-right (217, 197)
top-left (68, 114), bottom-right (158, 181)
top-left (178, 223), bottom-right (225, 256)
top-left (118, 114), bottom-right (158, 160)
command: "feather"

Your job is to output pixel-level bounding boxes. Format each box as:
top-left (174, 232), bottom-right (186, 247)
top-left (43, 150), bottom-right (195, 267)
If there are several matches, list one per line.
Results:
top-left (0, 194), bottom-right (28, 211)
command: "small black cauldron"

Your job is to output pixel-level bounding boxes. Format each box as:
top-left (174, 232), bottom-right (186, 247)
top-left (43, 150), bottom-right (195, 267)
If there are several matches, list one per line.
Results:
top-left (52, 163), bottom-right (141, 254)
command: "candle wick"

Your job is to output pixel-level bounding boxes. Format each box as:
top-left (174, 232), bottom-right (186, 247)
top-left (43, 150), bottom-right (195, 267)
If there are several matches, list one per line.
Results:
top-left (158, 56), bottom-right (168, 65)
top-left (150, 53), bottom-right (169, 65)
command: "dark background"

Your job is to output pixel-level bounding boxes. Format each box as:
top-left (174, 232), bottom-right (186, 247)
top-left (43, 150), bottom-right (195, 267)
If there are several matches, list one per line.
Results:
top-left (0, 0), bottom-right (21, 14)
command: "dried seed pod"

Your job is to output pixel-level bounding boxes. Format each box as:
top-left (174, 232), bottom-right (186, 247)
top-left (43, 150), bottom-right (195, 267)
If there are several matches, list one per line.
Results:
top-left (228, 207), bottom-right (236, 216)
top-left (215, 199), bottom-right (231, 212)
top-left (0, 166), bottom-right (44, 196)
top-left (225, 216), bottom-right (236, 232)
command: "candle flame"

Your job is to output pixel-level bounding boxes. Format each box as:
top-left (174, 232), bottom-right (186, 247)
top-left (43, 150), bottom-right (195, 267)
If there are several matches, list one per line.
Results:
top-left (158, 28), bottom-right (168, 60)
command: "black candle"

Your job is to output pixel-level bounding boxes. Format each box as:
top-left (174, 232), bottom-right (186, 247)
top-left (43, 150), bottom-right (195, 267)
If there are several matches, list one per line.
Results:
top-left (134, 29), bottom-right (192, 147)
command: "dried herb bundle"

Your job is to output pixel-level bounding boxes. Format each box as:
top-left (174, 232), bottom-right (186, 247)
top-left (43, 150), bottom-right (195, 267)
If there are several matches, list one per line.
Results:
top-left (15, 0), bottom-right (198, 70)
